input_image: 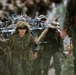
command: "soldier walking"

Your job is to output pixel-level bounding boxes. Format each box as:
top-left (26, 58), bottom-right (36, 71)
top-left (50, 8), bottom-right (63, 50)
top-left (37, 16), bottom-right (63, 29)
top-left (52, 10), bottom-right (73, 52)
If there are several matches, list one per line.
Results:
top-left (35, 18), bottom-right (63, 75)
top-left (0, 21), bottom-right (37, 75)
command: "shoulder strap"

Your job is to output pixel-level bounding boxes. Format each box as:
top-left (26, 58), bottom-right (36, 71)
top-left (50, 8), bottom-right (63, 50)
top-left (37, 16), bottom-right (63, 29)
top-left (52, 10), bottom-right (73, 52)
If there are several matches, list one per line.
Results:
top-left (10, 35), bottom-right (16, 49)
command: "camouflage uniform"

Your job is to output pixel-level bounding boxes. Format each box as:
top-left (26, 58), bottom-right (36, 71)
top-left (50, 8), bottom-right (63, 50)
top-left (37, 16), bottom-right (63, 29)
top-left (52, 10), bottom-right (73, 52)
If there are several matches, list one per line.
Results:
top-left (63, 0), bottom-right (76, 75)
top-left (0, 47), bottom-right (7, 75)
top-left (32, 15), bottom-right (47, 75)
top-left (34, 28), bottom-right (63, 75)
top-left (41, 28), bottom-right (62, 75)
top-left (0, 21), bottom-right (35, 75)
top-left (32, 15), bottom-right (62, 75)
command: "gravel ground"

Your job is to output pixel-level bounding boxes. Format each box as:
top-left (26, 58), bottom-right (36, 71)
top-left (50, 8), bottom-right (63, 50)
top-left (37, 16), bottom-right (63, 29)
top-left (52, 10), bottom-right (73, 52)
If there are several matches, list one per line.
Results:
top-left (48, 68), bottom-right (55, 75)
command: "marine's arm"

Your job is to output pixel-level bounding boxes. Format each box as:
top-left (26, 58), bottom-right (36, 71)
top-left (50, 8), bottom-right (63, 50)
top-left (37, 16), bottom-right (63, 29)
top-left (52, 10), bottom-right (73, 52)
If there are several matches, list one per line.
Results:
top-left (61, 0), bottom-right (74, 38)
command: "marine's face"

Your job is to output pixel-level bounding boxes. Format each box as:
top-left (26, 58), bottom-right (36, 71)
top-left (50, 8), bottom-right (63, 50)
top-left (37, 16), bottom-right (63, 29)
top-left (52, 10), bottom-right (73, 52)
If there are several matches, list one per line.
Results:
top-left (41, 18), bottom-right (46, 23)
top-left (18, 27), bottom-right (27, 36)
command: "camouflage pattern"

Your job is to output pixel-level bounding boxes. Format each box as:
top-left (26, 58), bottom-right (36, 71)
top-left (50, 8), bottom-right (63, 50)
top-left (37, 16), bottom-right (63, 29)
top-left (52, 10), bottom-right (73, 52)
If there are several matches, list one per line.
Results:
top-left (0, 21), bottom-right (34, 75)
top-left (0, 48), bottom-right (8, 75)
top-left (33, 28), bottom-right (63, 75)
top-left (40, 28), bottom-right (62, 75)
top-left (9, 34), bottom-right (34, 75)
top-left (32, 50), bottom-right (61, 75)
top-left (53, 51), bottom-right (61, 75)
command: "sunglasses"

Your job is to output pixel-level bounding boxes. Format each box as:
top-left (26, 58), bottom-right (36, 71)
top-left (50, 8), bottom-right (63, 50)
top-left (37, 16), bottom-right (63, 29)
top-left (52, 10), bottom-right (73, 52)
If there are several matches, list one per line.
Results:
top-left (18, 27), bottom-right (26, 30)
top-left (41, 18), bottom-right (46, 21)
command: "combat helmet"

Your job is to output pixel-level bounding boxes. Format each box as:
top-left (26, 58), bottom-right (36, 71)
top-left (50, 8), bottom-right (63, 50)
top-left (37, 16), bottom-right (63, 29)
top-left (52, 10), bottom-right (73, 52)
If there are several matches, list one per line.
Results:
top-left (39, 15), bottom-right (47, 21)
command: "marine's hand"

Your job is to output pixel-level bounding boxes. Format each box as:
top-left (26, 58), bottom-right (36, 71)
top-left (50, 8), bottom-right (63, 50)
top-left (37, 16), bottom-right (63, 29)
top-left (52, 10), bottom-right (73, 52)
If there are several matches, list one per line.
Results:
top-left (61, 28), bottom-right (67, 39)
top-left (34, 38), bottom-right (39, 44)
top-left (48, 21), bottom-right (60, 29)
top-left (0, 38), bottom-right (3, 42)
top-left (0, 37), bottom-right (6, 42)
top-left (34, 52), bottom-right (37, 60)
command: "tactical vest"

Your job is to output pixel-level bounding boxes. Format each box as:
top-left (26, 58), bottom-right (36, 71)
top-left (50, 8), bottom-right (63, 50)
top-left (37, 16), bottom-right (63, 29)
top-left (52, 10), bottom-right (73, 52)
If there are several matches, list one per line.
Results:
top-left (43, 28), bottom-right (61, 51)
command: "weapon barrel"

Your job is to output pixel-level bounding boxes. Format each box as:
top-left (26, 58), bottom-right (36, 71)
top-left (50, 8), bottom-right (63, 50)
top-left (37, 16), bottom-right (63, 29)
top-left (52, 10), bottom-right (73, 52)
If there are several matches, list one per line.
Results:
top-left (37, 28), bottom-right (48, 41)
top-left (53, 15), bottom-right (59, 21)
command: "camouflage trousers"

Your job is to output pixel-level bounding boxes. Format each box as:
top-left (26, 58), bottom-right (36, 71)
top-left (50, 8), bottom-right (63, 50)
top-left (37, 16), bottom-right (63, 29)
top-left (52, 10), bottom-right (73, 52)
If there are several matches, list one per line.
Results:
top-left (0, 53), bottom-right (7, 75)
top-left (32, 50), bottom-right (61, 75)
top-left (7, 53), bottom-right (33, 75)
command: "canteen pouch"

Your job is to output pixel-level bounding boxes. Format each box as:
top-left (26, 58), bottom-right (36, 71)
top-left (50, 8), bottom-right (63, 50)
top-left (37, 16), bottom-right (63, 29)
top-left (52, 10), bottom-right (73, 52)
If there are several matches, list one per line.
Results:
top-left (28, 50), bottom-right (34, 61)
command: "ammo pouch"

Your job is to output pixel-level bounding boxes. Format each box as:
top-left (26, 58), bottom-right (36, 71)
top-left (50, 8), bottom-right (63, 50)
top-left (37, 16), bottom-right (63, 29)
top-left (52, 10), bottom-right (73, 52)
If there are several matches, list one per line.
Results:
top-left (27, 50), bottom-right (34, 61)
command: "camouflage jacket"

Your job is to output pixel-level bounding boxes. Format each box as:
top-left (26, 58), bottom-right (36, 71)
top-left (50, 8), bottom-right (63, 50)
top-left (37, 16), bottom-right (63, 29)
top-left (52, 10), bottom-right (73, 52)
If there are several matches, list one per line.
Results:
top-left (0, 34), bottom-right (35, 60)
top-left (38, 28), bottom-right (63, 52)
top-left (9, 34), bottom-right (34, 52)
